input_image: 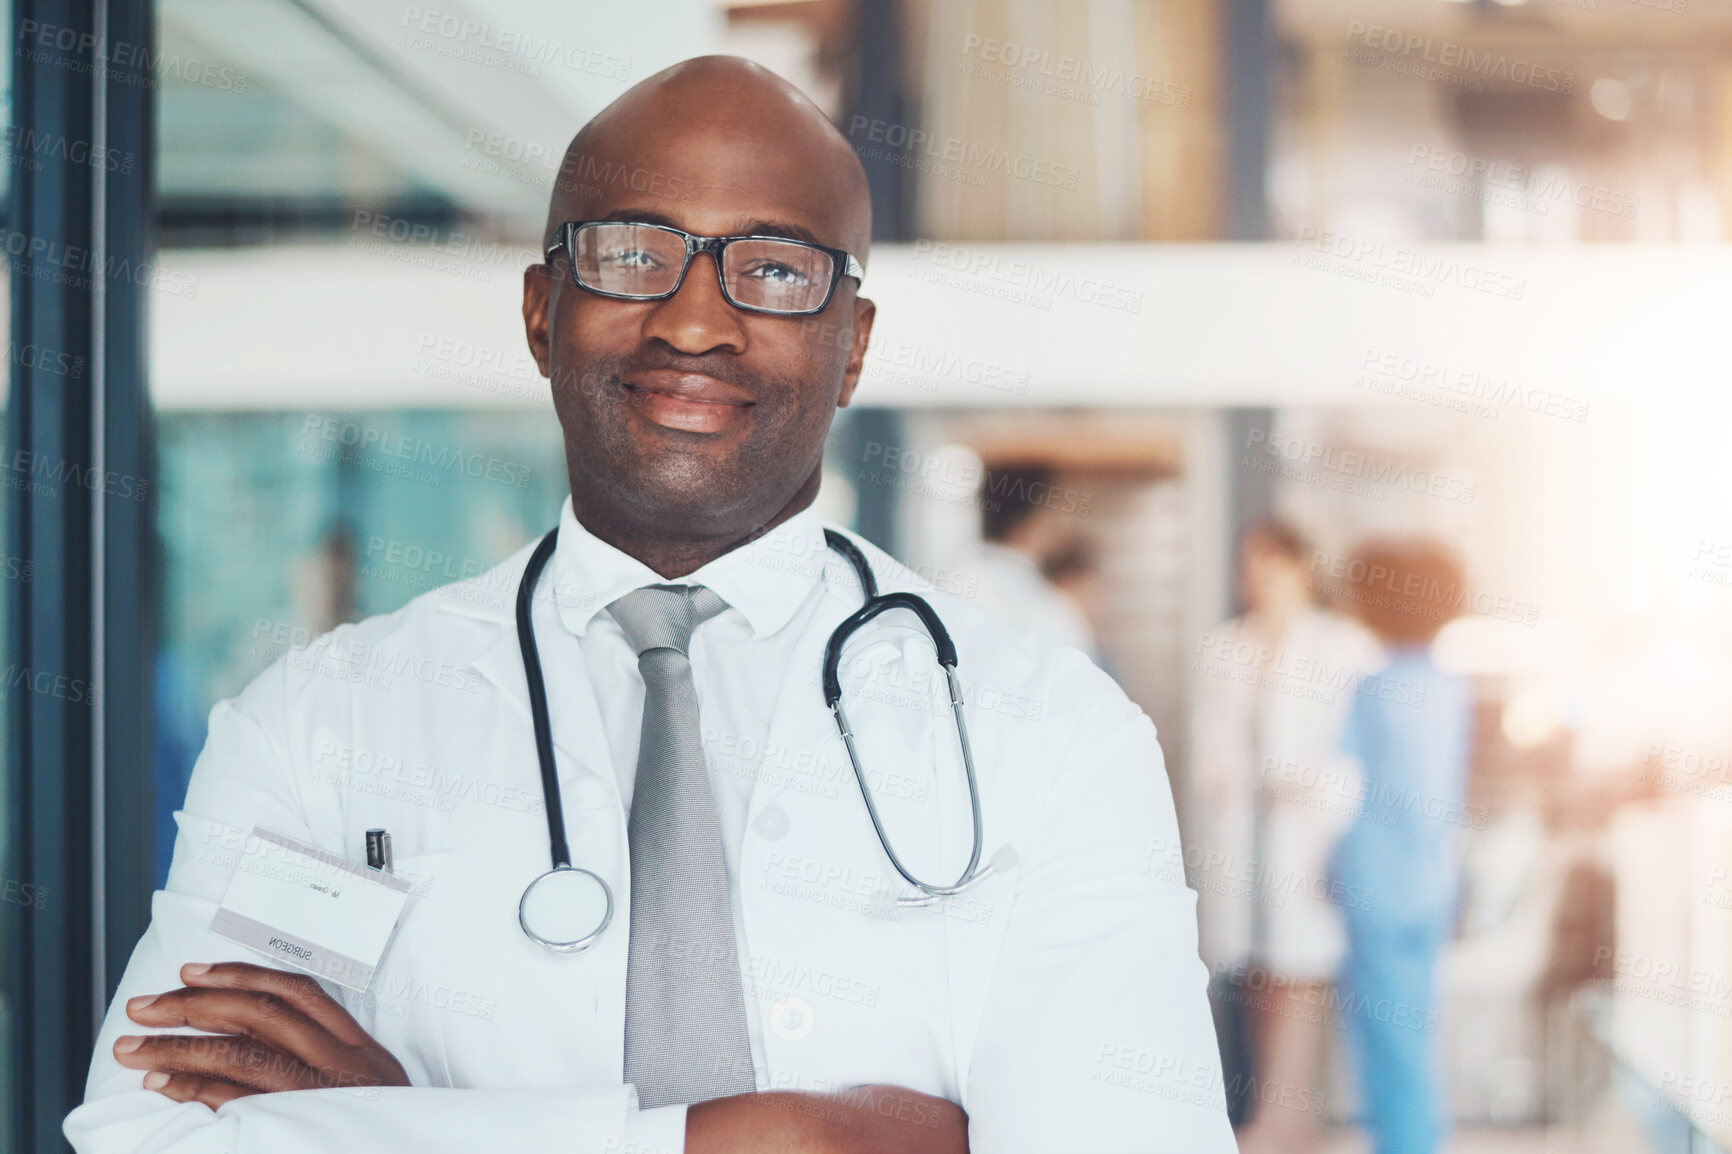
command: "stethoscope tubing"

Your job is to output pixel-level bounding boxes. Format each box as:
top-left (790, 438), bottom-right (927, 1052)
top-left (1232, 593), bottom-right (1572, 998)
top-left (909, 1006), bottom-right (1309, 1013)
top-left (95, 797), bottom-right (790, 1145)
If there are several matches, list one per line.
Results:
top-left (817, 530), bottom-right (989, 901)
top-left (515, 531), bottom-right (571, 869)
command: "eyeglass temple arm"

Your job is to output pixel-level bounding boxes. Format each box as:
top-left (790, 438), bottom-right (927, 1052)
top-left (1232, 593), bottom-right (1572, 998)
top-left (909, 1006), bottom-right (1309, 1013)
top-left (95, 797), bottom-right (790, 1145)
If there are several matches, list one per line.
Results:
top-left (543, 223), bottom-right (569, 265)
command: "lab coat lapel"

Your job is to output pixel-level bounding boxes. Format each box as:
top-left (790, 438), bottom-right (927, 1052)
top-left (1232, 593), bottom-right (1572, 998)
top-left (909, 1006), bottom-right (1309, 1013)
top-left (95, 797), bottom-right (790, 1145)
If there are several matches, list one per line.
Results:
top-left (463, 605), bottom-right (618, 803)
top-left (436, 599), bottom-right (630, 1088)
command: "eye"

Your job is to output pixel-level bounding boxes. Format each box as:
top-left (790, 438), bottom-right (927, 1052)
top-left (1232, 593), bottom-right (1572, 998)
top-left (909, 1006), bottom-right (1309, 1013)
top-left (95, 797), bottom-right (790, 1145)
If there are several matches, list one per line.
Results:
top-left (738, 258), bottom-right (813, 287)
top-left (597, 247), bottom-right (668, 271)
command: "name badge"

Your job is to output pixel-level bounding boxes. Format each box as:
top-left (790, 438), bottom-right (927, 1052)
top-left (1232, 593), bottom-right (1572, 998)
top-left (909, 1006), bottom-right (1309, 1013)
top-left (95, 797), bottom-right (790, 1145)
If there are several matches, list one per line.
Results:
top-left (209, 827), bottom-right (412, 992)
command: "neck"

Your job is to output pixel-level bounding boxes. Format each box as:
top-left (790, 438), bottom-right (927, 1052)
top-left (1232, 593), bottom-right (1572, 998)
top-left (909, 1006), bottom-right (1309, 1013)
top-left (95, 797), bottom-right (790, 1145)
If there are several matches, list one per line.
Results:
top-left (571, 469), bottom-right (822, 580)
top-left (1247, 597), bottom-right (1307, 641)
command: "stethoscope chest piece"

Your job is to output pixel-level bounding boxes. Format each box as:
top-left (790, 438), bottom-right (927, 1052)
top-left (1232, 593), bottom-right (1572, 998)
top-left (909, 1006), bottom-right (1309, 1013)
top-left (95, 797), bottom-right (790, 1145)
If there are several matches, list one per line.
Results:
top-left (518, 865), bottom-right (613, 955)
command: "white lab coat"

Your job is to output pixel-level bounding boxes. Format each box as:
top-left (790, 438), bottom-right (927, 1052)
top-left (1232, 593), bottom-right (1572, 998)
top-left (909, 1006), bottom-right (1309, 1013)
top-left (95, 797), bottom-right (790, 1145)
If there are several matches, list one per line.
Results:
top-left (1189, 609), bottom-right (1382, 979)
top-left (67, 525), bottom-right (1233, 1153)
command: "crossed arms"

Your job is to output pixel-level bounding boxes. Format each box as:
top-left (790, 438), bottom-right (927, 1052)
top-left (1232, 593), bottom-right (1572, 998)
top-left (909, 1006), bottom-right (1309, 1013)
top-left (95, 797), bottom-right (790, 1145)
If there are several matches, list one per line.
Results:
top-left (114, 960), bottom-right (965, 1154)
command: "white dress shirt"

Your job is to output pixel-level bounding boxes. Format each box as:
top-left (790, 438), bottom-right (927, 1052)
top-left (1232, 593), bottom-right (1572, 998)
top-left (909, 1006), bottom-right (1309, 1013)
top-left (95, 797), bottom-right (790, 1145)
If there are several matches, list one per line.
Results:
top-left (66, 497), bottom-right (1235, 1154)
top-left (554, 496), bottom-right (832, 1103)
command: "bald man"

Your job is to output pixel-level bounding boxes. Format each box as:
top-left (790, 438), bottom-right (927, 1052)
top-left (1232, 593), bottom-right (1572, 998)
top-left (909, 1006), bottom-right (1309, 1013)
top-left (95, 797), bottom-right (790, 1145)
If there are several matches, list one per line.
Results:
top-left (68, 58), bottom-right (1233, 1154)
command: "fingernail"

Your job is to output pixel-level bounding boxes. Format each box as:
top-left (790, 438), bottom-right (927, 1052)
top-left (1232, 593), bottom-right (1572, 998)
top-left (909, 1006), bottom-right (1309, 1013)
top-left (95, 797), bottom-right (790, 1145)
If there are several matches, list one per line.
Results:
top-left (142, 1071), bottom-right (170, 1090)
top-left (126, 995), bottom-right (157, 1013)
top-left (114, 1036), bottom-right (143, 1054)
top-left (182, 963), bottom-right (210, 977)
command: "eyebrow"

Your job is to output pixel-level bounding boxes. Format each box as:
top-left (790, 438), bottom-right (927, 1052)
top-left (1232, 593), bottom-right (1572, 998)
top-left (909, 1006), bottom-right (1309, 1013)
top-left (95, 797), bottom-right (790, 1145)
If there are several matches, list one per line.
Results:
top-left (595, 210), bottom-right (832, 249)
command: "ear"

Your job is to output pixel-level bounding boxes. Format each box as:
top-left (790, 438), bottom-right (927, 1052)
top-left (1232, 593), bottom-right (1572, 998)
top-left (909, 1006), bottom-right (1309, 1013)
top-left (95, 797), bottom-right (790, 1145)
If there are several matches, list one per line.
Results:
top-left (836, 294), bottom-right (876, 409)
top-left (522, 264), bottom-right (554, 378)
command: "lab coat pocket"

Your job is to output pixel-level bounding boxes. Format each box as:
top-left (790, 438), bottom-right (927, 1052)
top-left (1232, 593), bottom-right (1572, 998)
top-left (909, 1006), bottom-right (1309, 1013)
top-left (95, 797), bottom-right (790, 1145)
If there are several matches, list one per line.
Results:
top-left (347, 850), bottom-right (456, 1088)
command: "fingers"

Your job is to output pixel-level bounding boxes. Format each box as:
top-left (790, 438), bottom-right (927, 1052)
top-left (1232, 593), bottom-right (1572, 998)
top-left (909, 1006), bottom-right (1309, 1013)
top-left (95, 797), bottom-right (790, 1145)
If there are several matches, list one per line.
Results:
top-left (125, 986), bottom-right (350, 1074)
top-left (120, 962), bottom-right (414, 1097)
top-left (175, 963), bottom-right (375, 1048)
top-left (114, 1033), bottom-right (318, 1094)
top-left (141, 1070), bottom-right (257, 1110)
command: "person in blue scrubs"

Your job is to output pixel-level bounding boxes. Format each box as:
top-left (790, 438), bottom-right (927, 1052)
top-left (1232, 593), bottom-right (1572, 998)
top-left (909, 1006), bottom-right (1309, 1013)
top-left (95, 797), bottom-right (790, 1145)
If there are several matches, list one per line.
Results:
top-left (1329, 539), bottom-right (1474, 1154)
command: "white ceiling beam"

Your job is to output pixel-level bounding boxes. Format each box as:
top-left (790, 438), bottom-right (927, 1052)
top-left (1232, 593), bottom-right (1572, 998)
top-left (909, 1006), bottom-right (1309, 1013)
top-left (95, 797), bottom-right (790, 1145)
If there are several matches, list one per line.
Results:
top-left (149, 242), bottom-right (1731, 410)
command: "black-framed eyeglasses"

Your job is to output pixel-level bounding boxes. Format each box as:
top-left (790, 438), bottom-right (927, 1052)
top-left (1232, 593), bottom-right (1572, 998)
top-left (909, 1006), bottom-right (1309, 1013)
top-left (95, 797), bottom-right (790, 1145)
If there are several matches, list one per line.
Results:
top-left (543, 220), bottom-right (865, 317)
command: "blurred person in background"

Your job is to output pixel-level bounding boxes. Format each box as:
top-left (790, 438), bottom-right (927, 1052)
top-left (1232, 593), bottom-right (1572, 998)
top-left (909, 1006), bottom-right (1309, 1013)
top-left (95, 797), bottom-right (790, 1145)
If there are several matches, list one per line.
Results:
top-left (1329, 539), bottom-right (1474, 1154)
top-left (1040, 534), bottom-right (1108, 658)
top-left (969, 463), bottom-right (1100, 660)
top-left (1191, 519), bottom-right (1379, 1154)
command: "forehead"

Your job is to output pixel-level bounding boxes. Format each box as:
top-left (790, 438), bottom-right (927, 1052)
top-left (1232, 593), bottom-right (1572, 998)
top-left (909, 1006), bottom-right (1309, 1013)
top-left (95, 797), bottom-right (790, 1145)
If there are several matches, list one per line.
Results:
top-left (557, 118), bottom-right (861, 248)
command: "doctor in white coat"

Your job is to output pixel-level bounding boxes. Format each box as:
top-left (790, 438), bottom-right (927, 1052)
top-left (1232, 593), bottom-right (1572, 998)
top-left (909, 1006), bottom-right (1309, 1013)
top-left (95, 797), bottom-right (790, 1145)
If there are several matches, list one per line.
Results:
top-left (1190, 520), bottom-right (1380, 1153)
top-left (67, 56), bottom-right (1232, 1154)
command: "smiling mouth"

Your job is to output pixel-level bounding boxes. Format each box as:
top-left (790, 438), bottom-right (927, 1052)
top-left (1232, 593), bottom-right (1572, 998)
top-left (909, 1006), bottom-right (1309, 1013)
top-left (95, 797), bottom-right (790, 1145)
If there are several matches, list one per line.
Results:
top-left (619, 378), bottom-right (755, 434)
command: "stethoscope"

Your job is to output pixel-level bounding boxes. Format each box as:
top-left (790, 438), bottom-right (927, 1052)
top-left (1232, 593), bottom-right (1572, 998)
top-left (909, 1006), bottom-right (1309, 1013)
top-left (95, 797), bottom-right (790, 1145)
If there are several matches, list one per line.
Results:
top-left (514, 525), bottom-right (1000, 955)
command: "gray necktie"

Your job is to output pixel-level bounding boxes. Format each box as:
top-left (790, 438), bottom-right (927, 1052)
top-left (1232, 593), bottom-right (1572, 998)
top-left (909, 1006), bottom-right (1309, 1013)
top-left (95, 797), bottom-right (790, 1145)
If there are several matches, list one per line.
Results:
top-left (609, 584), bottom-right (756, 1108)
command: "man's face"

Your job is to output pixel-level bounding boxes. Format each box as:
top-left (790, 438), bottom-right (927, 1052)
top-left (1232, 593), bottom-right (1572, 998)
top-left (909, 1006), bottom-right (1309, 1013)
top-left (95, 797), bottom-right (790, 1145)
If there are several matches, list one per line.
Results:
top-left (522, 117), bottom-right (875, 542)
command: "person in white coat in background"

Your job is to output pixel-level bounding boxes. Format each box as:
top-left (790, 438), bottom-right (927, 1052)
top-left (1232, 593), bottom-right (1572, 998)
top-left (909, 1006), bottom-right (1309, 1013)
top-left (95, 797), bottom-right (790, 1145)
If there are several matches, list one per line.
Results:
top-left (968, 464), bottom-right (1101, 662)
top-left (1189, 519), bottom-right (1380, 1154)
top-left (66, 56), bottom-right (1233, 1154)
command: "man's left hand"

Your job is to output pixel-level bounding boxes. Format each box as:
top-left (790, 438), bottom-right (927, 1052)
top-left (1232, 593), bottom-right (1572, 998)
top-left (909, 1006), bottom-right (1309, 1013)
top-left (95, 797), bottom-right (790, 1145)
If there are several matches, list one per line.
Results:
top-left (114, 961), bottom-right (411, 1109)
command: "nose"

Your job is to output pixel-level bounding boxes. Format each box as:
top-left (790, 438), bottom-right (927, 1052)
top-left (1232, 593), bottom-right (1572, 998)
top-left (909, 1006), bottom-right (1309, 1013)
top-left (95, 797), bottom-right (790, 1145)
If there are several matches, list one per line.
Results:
top-left (640, 250), bottom-right (747, 356)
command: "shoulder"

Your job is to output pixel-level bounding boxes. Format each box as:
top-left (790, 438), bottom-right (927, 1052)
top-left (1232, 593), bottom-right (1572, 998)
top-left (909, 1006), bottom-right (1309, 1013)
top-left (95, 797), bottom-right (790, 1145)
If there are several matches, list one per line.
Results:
top-left (1298, 608), bottom-right (1381, 663)
top-left (1353, 647), bottom-right (1469, 717)
top-left (233, 536), bottom-right (538, 718)
top-left (1196, 614), bottom-right (1253, 654)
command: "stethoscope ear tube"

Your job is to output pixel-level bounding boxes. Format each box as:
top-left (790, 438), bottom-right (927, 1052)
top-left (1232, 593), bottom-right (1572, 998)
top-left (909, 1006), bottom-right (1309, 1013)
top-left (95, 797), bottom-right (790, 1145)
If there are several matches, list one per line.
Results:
top-left (822, 593), bottom-right (959, 706)
top-left (515, 529), bottom-right (571, 870)
top-left (817, 537), bottom-right (986, 901)
top-left (822, 529), bottom-right (878, 599)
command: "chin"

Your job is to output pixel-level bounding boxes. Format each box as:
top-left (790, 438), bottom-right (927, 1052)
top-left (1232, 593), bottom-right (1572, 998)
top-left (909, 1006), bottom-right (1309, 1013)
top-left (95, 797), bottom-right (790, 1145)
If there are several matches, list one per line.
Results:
top-left (620, 471), bottom-right (755, 534)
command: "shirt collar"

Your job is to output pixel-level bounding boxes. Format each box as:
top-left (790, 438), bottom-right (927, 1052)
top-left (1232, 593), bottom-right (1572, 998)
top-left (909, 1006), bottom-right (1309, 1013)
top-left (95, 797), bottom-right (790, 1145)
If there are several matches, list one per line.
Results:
top-left (549, 496), bottom-right (831, 640)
